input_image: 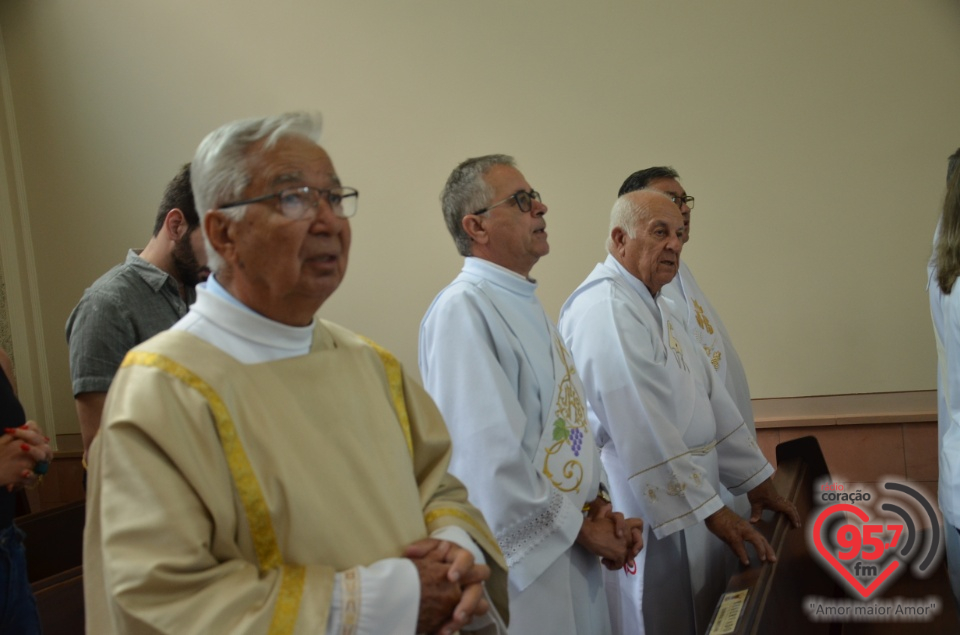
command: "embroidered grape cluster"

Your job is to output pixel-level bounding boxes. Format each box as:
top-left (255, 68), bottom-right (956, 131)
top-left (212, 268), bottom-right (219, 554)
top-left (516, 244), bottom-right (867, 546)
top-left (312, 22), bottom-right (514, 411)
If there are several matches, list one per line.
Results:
top-left (570, 428), bottom-right (583, 457)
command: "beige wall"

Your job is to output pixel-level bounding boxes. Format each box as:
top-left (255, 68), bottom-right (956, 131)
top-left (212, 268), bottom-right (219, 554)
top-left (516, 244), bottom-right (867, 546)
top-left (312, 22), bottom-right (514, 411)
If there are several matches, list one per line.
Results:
top-left (0, 1), bottom-right (958, 440)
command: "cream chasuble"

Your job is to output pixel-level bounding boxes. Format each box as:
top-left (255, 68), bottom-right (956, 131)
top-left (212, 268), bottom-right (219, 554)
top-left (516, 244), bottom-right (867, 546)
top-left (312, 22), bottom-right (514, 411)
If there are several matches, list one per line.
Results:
top-left (84, 290), bottom-right (506, 635)
top-left (559, 256), bottom-right (772, 635)
top-left (420, 257), bottom-right (609, 635)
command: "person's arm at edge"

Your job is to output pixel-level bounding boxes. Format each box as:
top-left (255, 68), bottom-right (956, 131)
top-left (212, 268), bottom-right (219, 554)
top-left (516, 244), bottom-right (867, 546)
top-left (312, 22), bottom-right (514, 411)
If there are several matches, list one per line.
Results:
top-left (75, 391), bottom-right (106, 462)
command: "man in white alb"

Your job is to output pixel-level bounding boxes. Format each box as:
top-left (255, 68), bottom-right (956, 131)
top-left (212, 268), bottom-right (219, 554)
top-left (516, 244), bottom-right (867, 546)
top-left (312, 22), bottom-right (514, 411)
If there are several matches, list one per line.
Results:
top-left (559, 189), bottom-right (799, 635)
top-left (619, 167), bottom-right (755, 579)
top-left (420, 155), bottom-right (643, 634)
top-left (618, 166), bottom-right (757, 437)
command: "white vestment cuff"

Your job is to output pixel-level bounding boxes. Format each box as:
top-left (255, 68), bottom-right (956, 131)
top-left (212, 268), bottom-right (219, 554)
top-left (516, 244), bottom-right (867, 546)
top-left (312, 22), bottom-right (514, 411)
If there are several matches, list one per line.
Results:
top-left (327, 559), bottom-right (419, 635)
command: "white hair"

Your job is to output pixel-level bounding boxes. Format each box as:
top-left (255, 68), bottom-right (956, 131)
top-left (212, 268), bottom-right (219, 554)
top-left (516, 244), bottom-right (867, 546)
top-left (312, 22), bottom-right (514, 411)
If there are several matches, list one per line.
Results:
top-left (606, 189), bottom-right (674, 252)
top-left (190, 111), bottom-right (324, 272)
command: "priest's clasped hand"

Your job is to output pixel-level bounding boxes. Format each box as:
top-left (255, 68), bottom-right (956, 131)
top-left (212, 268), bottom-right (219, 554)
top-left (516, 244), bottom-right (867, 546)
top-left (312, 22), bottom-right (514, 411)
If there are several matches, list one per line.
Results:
top-left (404, 537), bottom-right (491, 635)
top-left (576, 495), bottom-right (644, 570)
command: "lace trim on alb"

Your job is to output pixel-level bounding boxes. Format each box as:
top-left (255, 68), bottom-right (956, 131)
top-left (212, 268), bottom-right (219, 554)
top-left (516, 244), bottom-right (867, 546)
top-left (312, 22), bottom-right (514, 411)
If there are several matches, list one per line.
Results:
top-left (496, 489), bottom-right (566, 568)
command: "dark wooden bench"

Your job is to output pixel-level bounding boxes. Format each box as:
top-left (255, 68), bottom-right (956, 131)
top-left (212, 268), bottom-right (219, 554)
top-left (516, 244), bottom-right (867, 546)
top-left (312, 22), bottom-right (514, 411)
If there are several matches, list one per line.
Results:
top-left (707, 437), bottom-right (959, 634)
top-left (17, 500), bottom-right (85, 634)
top-left (706, 436), bottom-right (840, 634)
top-left (32, 565), bottom-right (84, 635)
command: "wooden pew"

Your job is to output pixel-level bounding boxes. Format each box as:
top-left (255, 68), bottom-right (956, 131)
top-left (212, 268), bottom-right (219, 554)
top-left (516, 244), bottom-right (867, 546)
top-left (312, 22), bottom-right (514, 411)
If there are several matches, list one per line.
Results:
top-left (17, 500), bottom-right (85, 634)
top-left (31, 565), bottom-right (84, 635)
top-left (18, 499), bottom-right (84, 582)
top-left (706, 437), bottom-right (959, 634)
top-left (706, 436), bottom-right (842, 634)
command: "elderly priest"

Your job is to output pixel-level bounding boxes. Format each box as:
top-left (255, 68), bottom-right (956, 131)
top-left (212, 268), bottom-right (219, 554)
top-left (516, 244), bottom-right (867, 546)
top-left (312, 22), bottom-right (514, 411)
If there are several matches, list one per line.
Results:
top-left (84, 112), bottom-right (507, 635)
top-left (558, 189), bottom-right (799, 635)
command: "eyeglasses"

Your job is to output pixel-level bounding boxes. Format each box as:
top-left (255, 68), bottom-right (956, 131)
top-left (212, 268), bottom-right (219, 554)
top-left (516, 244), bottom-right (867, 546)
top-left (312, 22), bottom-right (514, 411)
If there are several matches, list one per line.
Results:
top-left (472, 189), bottom-right (542, 215)
top-left (669, 194), bottom-right (695, 210)
top-left (219, 186), bottom-right (359, 220)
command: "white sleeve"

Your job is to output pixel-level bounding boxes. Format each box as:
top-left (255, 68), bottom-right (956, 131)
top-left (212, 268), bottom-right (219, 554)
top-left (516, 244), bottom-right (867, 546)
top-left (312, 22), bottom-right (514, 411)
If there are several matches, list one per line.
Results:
top-left (560, 292), bottom-right (725, 539)
top-left (326, 560), bottom-right (419, 635)
top-left (324, 527), bottom-right (507, 635)
top-left (700, 351), bottom-right (773, 494)
top-left (419, 290), bottom-right (583, 591)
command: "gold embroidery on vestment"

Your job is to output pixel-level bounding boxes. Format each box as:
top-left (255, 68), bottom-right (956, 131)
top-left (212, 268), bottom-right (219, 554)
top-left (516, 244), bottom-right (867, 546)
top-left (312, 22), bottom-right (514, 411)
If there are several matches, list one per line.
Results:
top-left (668, 322), bottom-right (689, 371)
top-left (359, 337), bottom-right (414, 459)
top-left (121, 351), bottom-right (302, 635)
top-left (271, 565), bottom-right (306, 635)
top-left (704, 346), bottom-right (722, 370)
top-left (340, 568), bottom-right (360, 635)
top-left (666, 474), bottom-right (686, 497)
top-left (693, 300), bottom-right (715, 334)
top-left (542, 336), bottom-right (585, 493)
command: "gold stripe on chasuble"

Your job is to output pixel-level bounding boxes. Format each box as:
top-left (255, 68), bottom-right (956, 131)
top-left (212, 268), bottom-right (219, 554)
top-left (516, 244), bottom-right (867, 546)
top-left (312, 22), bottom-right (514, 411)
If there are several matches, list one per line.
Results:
top-left (358, 337), bottom-right (414, 457)
top-left (121, 351), bottom-right (304, 635)
top-left (358, 338), bottom-right (504, 561)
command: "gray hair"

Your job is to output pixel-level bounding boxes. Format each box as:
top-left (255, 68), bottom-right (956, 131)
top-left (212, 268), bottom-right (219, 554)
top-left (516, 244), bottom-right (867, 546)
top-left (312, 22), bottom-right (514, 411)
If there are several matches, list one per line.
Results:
top-left (606, 189), bottom-right (674, 252)
top-left (441, 154), bottom-right (515, 257)
top-left (191, 112), bottom-right (323, 272)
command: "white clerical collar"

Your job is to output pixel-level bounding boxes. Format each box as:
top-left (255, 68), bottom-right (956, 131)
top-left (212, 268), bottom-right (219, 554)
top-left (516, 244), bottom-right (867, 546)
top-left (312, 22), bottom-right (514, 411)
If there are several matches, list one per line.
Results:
top-left (603, 254), bottom-right (659, 314)
top-left (202, 274), bottom-right (250, 310)
top-left (463, 257), bottom-right (538, 295)
top-left (185, 278), bottom-right (315, 359)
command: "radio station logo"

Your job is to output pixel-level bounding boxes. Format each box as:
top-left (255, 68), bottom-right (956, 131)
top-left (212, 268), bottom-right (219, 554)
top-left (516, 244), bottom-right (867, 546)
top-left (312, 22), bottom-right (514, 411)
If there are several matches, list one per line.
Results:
top-left (805, 479), bottom-right (945, 622)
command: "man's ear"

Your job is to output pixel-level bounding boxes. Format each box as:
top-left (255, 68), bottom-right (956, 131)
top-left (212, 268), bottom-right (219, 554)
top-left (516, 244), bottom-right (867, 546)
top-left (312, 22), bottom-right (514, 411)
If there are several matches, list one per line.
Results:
top-left (162, 209), bottom-right (190, 241)
top-left (204, 210), bottom-right (234, 264)
top-left (461, 214), bottom-right (488, 245)
top-left (610, 227), bottom-right (627, 256)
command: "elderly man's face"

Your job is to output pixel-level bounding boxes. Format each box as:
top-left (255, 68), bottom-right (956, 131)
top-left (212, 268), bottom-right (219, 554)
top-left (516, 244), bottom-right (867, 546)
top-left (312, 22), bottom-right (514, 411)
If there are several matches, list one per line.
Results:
top-left (470, 164), bottom-right (549, 277)
top-left (219, 135), bottom-right (350, 325)
top-left (647, 177), bottom-right (692, 244)
top-left (613, 194), bottom-right (684, 295)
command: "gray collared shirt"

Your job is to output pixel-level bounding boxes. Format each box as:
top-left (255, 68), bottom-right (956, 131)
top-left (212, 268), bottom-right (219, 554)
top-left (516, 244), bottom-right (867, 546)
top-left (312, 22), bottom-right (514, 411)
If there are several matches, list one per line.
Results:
top-left (66, 249), bottom-right (194, 395)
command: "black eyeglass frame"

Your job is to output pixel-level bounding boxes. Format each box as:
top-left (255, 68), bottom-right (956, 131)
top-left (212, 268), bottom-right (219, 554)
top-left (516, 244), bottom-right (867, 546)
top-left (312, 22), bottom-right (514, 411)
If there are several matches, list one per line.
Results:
top-left (218, 185), bottom-right (360, 219)
top-left (471, 189), bottom-right (542, 216)
top-left (669, 194), bottom-right (695, 210)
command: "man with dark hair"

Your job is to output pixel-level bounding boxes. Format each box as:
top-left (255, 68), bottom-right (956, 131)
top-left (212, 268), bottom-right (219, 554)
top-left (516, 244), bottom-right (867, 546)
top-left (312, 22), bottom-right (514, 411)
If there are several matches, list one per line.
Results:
top-left (66, 163), bottom-right (208, 460)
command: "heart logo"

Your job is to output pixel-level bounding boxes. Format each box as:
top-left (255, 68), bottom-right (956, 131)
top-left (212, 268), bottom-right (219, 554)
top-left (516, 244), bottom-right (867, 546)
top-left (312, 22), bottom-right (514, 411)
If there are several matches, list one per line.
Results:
top-left (812, 503), bottom-right (901, 599)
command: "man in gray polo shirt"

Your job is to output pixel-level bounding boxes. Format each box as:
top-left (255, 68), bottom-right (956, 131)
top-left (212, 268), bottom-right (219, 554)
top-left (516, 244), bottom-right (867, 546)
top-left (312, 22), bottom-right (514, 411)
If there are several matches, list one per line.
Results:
top-left (66, 163), bottom-right (209, 460)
